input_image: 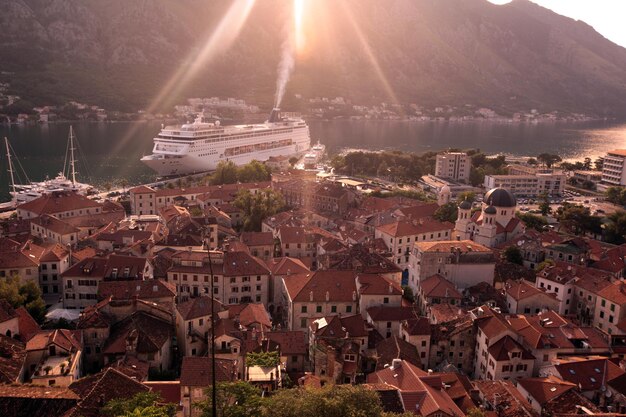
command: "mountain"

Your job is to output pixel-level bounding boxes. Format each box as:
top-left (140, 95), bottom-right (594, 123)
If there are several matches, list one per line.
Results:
top-left (1, 0), bottom-right (626, 116)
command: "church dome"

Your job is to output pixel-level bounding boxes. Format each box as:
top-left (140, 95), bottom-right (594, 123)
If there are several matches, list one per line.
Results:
top-left (484, 188), bottom-right (516, 208)
top-left (458, 199), bottom-right (472, 210)
top-left (484, 205), bottom-right (497, 215)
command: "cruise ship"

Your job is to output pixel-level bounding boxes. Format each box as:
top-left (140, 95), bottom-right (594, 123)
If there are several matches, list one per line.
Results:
top-left (141, 108), bottom-right (311, 176)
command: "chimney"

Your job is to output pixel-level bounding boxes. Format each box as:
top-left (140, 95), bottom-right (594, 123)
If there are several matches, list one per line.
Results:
top-left (389, 284), bottom-right (393, 294)
top-left (352, 291), bottom-right (357, 302)
top-left (325, 291), bottom-right (330, 302)
top-left (391, 358), bottom-right (402, 370)
top-left (309, 291), bottom-right (314, 302)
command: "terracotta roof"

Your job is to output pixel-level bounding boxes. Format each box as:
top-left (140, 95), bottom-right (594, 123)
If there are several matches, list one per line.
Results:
top-left (278, 226), bottom-right (311, 244)
top-left (264, 257), bottom-right (310, 275)
top-left (26, 329), bottom-right (82, 353)
top-left (473, 380), bottom-right (539, 417)
top-left (67, 368), bottom-right (149, 417)
top-left (227, 303), bottom-right (271, 329)
top-left (284, 270), bottom-right (357, 303)
top-left (0, 384), bottom-right (78, 417)
top-left (375, 335), bottom-right (421, 370)
top-left (419, 274), bottom-right (462, 299)
top-left (367, 306), bottom-right (419, 322)
top-left (415, 240), bottom-right (492, 253)
top-left (179, 357), bottom-right (237, 386)
top-left (31, 215), bottom-right (79, 236)
top-left (0, 334), bottom-right (26, 383)
top-left (264, 331), bottom-right (307, 355)
top-left (0, 300), bottom-right (17, 323)
top-left (144, 381), bottom-right (180, 406)
top-left (177, 296), bottom-right (225, 321)
top-left (402, 317), bottom-right (431, 335)
top-left (77, 299), bottom-right (115, 330)
top-left (40, 244), bottom-right (70, 262)
top-left (517, 375), bottom-right (575, 405)
top-left (377, 219), bottom-right (453, 238)
top-left (312, 314), bottom-right (369, 339)
top-left (597, 281), bottom-right (626, 306)
top-left (473, 305), bottom-right (513, 339)
top-left (15, 306), bottom-right (41, 342)
top-left (357, 273), bottom-right (402, 296)
top-left (428, 304), bottom-right (468, 324)
top-left (555, 357), bottom-right (625, 391)
top-left (103, 311), bottom-right (172, 355)
top-left (129, 185), bottom-right (155, 194)
top-left (17, 191), bottom-right (102, 216)
top-left (505, 279), bottom-right (556, 302)
top-left (488, 335), bottom-right (535, 361)
top-left (223, 251), bottom-right (270, 276)
top-left (241, 231), bottom-right (274, 247)
top-left (106, 356), bottom-right (150, 381)
top-left (97, 279), bottom-right (175, 301)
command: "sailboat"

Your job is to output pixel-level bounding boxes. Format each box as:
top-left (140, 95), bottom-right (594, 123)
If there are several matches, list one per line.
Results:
top-left (2, 126), bottom-right (94, 207)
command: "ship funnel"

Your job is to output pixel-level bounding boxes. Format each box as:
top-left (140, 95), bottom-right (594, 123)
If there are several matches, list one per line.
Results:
top-left (268, 108), bottom-right (281, 123)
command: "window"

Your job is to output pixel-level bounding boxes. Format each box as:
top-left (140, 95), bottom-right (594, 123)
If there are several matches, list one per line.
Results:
top-left (301, 306), bottom-right (307, 313)
top-left (602, 300), bottom-right (606, 307)
top-left (316, 306), bottom-right (322, 313)
top-left (421, 340), bottom-right (427, 347)
top-left (346, 305), bottom-right (352, 313)
top-left (384, 297), bottom-right (389, 304)
top-left (300, 318), bottom-right (307, 328)
top-left (331, 306), bottom-right (337, 313)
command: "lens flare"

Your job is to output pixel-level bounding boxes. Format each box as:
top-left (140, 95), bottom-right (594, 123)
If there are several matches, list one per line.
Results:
top-left (113, 0), bottom-right (256, 160)
top-left (294, 0), bottom-right (306, 53)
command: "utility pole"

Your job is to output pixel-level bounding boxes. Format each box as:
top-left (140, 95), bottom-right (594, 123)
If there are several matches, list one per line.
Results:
top-left (207, 238), bottom-right (217, 417)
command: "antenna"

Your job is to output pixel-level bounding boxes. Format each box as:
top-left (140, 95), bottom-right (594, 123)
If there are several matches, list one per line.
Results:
top-left (69, 126), bottom-right (77, 185)
top-left (5, 138), bottom-right (16, 200)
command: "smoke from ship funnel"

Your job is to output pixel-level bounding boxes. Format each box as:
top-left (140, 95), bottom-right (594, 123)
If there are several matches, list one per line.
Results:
top-left (274, 35), bottom-right (295, 108)
top-left (268, 108), bottom-right (281, 123)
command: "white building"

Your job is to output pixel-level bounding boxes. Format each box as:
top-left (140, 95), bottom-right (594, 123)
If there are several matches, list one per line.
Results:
top-left (484, 170), bottom-right (565, 197)
top-left (435, 152), bottom-right (471, 183)
top-left (600, 150), bottom-right (626, 190)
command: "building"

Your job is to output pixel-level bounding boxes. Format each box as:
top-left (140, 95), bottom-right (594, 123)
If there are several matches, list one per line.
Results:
top-left (282, 270), bottom-right (358, 331)
top-left (374, 219), bottom-right (454, 270)
top-left (484, 167), bottom-right (565, 197)
top-left (600, 150), bottom-right (626, 189)
top-left (408, 240), bottom-right (496, 293)
top-left (240, 232), bottom-right (275, 260)
top-left (30, 215), bottom-right (80, 246)
top-left (62, 255), bottom-right (154, 309)
top-left (435, 152), bottom-right (471, 183)
top-left (16, 191), bottom-right (104, 220)
top-left (176, 296), bottom-right (226, 357)
top-left (26, 329), bottom-right (83, 387)
top-left (129, 186), bottom-right (157, 216)
top-left (455, 188), bottom-right (524, 248)
top-left (180, 357), bottom-right (237, 417)
top-left (503, 280), bottom-right (560, 315)
top-left (416, 274), bottom-right (463, 315)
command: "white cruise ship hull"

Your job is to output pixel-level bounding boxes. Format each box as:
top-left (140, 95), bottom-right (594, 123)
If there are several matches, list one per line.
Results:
top-left (141, 110), bottom-right (311, 177)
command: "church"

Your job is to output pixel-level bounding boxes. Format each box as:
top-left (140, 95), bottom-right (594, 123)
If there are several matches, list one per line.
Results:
top-left (454, 188), bottom-right (525, 248)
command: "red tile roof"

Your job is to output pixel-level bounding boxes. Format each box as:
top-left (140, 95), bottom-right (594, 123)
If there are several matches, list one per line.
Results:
top-left (0, 334), bottom-right (26, 383)
top-left (264, 257), bottom-right (310, 275)
top-left (555, 357), bottom-right (625, 391)
top-left (415, 240), bottom-right (492, 253)
top-left (240, 231), bottom-right (274, 247)
top-left (26, 329), bottom-right (82, 353)
top-left (284, 270), bottom-right (357, 303)
top-left (517, 375), bottom-right (575, 405)
top-left (227, 303), bottom-right (271, 329)
top-left (15, 306), bottom-right (41, 342)
top-left (419, 274), bottom-right (462, 299)
top-left (179, 357), bottom-right (237, 386)
top-left (367, 306), bottom-right (419, 322)
top-left (97, 279), bottom-right (175, 301)
top-left (357, 273), bottom-right (402, 296)
top-left (377, 219), bottom-right (453, 238)
top-left (17, 191), bottom-right (102, 216)
top-left (31, 214), bottom-right (79, 235)
top-left (487, 335), bottom-right (535, 361)
top-left (177, 296), bottom-right (225, 321)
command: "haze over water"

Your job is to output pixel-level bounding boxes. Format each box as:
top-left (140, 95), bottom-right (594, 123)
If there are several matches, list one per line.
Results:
top-left (0, 119), bottom-right (625, 201)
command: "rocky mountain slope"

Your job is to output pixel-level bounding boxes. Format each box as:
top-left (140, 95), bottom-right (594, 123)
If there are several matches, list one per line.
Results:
top-left (2, 0), bottom-right (626, 115)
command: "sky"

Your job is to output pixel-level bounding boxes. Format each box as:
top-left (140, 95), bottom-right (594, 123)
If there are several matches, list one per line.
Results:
top-left (488, 0), bottom-right (626, 48)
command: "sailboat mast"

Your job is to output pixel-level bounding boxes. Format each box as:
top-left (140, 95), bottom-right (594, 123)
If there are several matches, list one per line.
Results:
top-left (5, 137), bottom-right (16, 198)
top-left (69, 126), bottom-right (77, 185)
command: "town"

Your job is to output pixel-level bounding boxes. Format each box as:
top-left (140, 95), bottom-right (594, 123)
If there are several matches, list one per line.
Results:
top-left (2, 145), bottom-right (626, 417)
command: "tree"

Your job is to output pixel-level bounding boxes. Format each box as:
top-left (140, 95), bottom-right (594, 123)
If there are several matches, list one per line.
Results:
top-left (606, 187), bottom-right (626, 206)
top-left (246, 351), bottom-right (280, 367)
top-left (237, 160), bottom-right (271, 183)
top-left (102, 392), bottom-right (175, 417)
top-left (211, 161), bottom-right (238, 185)
top-left (503, 246), bottom-right (524, 265)
top-left (537, 153), bottom-right (562, 168)
top-left (527, 158), bottom-right (538, 166)
top-left (234, 189), bottom-right (286, 231)
top-left (288, 156), bottom-right (299, 167)
top-left (516, 212), bottom-right (548, 231)
top-left (595, 157), bottom-right (604, 171)
top-left (469, 166), bottom-right (484, 187)
top-left (583, 157), bottom-right (592, 170)
top-left (267, 385), bottom-right (384, 417)
top-left (556, 203), bottom-right (602, 235)
top-left (434, 203), bottom-right (458, 223)
top-left (196, 382), bottom-right (264, 417)
top-left (536, 259), bottom-right (556, 272)
top-left (0, 276), bottom-right (47, 323)
top-left (604, 210), bottom-right (626, 245)
top-left (402, 285), bottom-right (415, 303)
top-left (467, 408), bottom-right (487, 417)
top-left (538, 192), bottom-right (551, 216)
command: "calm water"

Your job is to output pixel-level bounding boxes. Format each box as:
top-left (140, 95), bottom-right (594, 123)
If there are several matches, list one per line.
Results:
top-left (1, 119), bottom-right (625, 201)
